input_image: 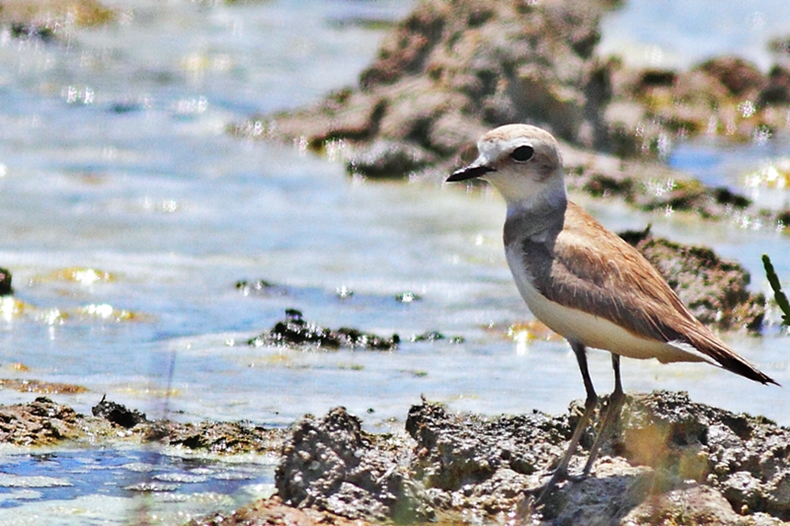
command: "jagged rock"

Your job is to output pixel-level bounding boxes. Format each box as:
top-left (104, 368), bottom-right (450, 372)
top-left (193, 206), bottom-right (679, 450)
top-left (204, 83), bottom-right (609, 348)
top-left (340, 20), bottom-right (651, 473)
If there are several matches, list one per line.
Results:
top-left (236, 0), bottom-right (790, 161)
top-left (0, 397), bottom-right (81, 446)
top-left (620, 392), bottom-right (790, 521)
top-left (146, 420), bottom-right (278, 454)
top-left (0, 397), bottom-right (284, 455)
top-left (236, 0), bottom-right (618, 156)
top-left (622, 483), bottom-right (785, 526)
top-left (276, 407), bottom-right (432, 522)
top-left (271, 391), bottom-right (790, 525)
top-left (185, 496), bottom-right (364, 526)
top-left (92, 395), bottom-right (147, 428)
top-left (248, 309), bottom-right (399, 351)
top-left (638, 238), bottom-right (764, 332)
top-left (608, 56), bottom-right (790, 150)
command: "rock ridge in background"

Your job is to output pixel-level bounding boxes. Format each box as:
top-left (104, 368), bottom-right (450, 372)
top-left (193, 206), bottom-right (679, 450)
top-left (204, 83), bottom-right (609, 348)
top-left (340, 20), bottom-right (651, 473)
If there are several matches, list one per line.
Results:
top-left (232, 0), bottom-right (790, 233)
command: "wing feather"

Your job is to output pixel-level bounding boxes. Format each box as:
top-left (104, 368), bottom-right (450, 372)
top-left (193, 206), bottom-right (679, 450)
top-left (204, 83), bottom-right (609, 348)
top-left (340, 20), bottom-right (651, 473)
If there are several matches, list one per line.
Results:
top-left (525, 202), bottom-right (776, 385)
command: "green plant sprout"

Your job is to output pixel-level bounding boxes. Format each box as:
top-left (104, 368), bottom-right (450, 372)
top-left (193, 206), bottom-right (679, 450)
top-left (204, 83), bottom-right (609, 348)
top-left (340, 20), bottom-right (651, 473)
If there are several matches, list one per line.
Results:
top-left (762, 254), bottom-right (790, 326)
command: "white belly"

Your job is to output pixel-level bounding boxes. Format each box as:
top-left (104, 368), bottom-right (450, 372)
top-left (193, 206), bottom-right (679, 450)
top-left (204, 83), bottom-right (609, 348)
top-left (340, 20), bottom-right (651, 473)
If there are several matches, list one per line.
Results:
top-left (505, 247), bottom-right (709, 364)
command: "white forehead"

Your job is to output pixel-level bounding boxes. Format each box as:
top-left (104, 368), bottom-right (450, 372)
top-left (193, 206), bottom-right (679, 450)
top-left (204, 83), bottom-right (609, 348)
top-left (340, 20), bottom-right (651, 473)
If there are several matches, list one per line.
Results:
top-left (477, 136), bottom-right (530, 163)
top-left (475, 124), bottom-right (558, 163)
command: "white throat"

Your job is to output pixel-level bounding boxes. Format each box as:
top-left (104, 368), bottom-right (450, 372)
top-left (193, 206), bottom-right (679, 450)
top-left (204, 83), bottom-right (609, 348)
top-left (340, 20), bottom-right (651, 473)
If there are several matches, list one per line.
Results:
top-left (503, 176), bottom-right (567, 219)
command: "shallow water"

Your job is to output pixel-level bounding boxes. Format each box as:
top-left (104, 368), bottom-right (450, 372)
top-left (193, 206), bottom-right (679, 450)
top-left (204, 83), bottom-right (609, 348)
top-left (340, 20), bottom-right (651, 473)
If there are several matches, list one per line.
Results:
top-left (1, 0), bottom-right (789, 523)
top-left (0, 446), bottom-right (275, 525)
top-left (598, 0), bottom-right (790, 70)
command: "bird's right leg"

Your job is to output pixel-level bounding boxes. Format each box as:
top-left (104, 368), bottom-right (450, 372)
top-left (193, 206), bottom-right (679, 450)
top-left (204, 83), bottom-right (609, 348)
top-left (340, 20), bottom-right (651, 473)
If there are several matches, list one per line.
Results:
top-left (581, 353), bottom-right (625, 476)
top-left (535, 340), bottom-right (597, 504)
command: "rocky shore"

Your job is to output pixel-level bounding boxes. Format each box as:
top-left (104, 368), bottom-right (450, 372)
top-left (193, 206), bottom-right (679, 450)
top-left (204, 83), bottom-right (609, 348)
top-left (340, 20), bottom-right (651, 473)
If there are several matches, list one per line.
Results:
top-left (2, 390), bottom-right (788, 526)
top-left (0, 395), bottom-right (284, 453)
top-left (258, 391), bottom-right (790, 525)
top-left (0, 282), bottom-right (781, 526)
top-left (0, 279), bottom-right (778, 526)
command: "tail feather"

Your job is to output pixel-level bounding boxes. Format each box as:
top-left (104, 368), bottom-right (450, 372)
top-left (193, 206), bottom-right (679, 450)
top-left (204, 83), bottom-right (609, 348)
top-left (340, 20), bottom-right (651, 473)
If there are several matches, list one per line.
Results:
top-left (685, 328), bottom-right (779, 386)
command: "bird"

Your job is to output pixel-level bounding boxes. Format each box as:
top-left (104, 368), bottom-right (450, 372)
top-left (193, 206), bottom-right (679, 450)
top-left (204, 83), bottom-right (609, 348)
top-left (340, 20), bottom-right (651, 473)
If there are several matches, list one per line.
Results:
top-left (446, 123), bottom-right (778, 502)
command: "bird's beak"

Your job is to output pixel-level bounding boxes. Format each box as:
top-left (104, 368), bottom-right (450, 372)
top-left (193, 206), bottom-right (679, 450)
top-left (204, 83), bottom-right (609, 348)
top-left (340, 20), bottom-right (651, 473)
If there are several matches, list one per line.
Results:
top-left (446, 160), bottom-right (496, 182)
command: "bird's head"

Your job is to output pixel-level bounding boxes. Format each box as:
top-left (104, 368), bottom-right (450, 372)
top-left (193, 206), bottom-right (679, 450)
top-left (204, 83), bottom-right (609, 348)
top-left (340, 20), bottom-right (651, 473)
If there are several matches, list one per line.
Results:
top-left (447, 124), bottom-right (566, 210)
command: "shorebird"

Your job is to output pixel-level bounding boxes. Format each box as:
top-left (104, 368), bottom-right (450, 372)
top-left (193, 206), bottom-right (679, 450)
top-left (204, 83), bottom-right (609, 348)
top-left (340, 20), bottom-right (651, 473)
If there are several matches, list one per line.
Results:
top-left (447, 124), bottom-right (778, 502)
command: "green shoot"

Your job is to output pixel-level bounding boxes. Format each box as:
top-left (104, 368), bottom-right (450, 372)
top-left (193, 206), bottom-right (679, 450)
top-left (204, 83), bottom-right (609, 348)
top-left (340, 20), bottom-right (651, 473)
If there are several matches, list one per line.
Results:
top-left (762, 254), bottom-right (790, 326)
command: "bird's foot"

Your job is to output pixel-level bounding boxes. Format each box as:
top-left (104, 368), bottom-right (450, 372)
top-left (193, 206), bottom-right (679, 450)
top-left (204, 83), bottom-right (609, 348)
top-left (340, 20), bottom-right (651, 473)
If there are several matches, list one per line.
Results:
top-left (565, 471), bottom-right (589, 483)
top-left (533, 468), bottom-right (567, 506)
top-left (532, 467), bottom-right (590, 506)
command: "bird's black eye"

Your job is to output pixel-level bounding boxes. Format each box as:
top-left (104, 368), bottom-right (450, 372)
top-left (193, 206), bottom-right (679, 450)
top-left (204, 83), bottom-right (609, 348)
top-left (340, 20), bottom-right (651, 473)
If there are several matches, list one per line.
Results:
top-left (510, 145), bottom-right (534, 162)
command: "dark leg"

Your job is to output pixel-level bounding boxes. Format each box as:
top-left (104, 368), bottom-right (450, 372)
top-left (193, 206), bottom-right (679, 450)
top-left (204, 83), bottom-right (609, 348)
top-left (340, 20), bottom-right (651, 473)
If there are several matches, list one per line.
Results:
top-left (581, 353), bottom-right (625, 476)
top-left (536, 341), bottom-right (597, 504)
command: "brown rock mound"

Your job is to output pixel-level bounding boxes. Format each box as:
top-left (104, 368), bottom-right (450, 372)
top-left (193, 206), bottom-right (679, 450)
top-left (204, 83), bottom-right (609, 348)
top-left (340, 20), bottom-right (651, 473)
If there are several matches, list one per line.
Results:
top-left (257, 391), bottom-right (790, 525)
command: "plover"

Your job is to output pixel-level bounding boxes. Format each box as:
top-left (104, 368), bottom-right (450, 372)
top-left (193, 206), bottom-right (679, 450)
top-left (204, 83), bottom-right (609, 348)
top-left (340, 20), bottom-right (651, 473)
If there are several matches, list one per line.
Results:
top-left (447, 124), bottom-right (777, 501)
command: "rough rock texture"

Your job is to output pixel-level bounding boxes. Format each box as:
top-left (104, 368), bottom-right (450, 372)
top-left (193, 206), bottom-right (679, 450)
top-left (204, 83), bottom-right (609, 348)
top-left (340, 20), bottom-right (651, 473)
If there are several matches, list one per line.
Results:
top-left (608, 56), bottom-right (790, 155)
top-left (621, 484), bottom-right (786, 526)
top-left (622, 392), bottom-right (790, 521)
top-left (146, 420), bottom-right (279, 454)
top-left (185, 496), bottom-right (362, 526)
top-left (639, 238), bottom-right (764, 332)
top-left (404, 401), bottom-right (566, 510)
top-left (276, 407), bottom-right (430, 522)
top-left (21, 392), bottom-right (779, 525)
top-left (91, 394), bottom-right (147, 428)
top-left (620, 228), bottom-right (765, 332)
top-left (0, 396), bottom-right (284, 454)
top-left (0, 396), bottom-right (83, 446)
top-left (269, 392), bottom-right (790, 525)
top-left (236, 0), bottom-right (617, 158)
top-left (248, 308), bottom-right (400, 351)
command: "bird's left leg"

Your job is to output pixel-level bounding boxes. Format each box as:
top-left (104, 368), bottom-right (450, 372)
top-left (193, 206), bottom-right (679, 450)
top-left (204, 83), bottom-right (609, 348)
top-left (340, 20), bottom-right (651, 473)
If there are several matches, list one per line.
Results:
top-left (535, 341), bottom-right (597, 504)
